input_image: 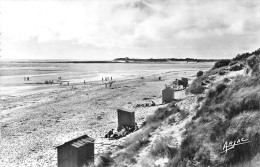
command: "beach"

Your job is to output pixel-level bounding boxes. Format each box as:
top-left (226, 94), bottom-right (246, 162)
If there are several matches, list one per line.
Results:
top-left (0, 64), bottom-right (212, 167)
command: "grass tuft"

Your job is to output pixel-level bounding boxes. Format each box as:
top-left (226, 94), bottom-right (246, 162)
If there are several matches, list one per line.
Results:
top-left (213, 59), bottom-right (231, 69)
top-left (197, 71), bottom-right (203, 77)
top-left (187, 68), bottom-right (221, 94)
top-left (95, 153), bottom-right (114, 167)
top-left (150, 136), bottom-right (178, 158)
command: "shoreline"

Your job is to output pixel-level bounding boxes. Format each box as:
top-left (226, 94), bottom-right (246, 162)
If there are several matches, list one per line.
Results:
top-left (1, 69), bottom-right (204, 166)
top-left (0, 62), bottom-right (214, 97)
top-left (0, 59), bottom-right (218, 63)
top-left (0, 68), bottom-right (201, 97)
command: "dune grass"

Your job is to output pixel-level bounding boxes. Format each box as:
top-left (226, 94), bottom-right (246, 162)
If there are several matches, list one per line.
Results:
top-left (171, 74), bottom-right (260, 166)
top-left (212, 59), bottom-right (231, 69)
top-left (92, 153), bottom-right (114, 167)
top-left (197, 71), bottom-right (203, 77)
top-left (150, 136), bottom-right (178, 158)
top-left (187, 68), bottom-right (221, 94)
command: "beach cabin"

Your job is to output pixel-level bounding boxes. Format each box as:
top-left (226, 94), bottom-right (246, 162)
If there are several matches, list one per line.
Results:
top-left (181, 77), bottom-right (188, 88)
top-left (117, 108), bottom-right (135, 131)
top-left (162, 87), bottom-right (175, 103)
top-left (57, 135), bottom-right (95, 167)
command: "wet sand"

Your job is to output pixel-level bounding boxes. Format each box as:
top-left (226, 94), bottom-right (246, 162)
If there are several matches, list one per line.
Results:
top-left (1, 70), bottom-right (199, 167)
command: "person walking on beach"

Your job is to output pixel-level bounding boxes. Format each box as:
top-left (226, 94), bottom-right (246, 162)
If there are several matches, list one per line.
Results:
top-left (84, 80), bottom-right (86, 84)
top-left (102, 77), bottom-right (103, 81)
top-left (27, 77), bottom-right (29, 81)
top-left (111, 76), bottom-right (112, 81)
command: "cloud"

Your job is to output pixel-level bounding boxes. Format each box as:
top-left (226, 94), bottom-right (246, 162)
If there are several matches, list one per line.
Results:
top-left (1, 0), bottom-right (260, 59)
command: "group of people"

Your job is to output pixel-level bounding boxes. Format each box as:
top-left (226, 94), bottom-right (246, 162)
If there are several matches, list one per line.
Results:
top-left (23, 75), bottom-right (116, 88)
top-left (101, 76), bottom-right (115, 88)
top-left (102, 77), bottom-right (112, 81)
top-left (44, 80), bottom-right (54, 84)
top-left (24, 77), bottom-right (30, 81)
top-left (173, 79), bottom-right (188, 89)
top-left (104, 81), bottom-right (115, 88)
top-left (136, 101), bottom-right (156, 108)
top-left (105, 123), bottom-right (139, 140)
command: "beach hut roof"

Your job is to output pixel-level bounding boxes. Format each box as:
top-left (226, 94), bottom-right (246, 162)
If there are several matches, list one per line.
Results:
top-left (117, 108), bottom-right (135, 113)
top-left (163, 87), bottom-right (174, 90)
top-left (56, 135), bottom-right (95, 148)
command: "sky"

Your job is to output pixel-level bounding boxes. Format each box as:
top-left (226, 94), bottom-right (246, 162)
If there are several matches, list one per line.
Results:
top-left (1, 0), bottom-right (260, 60)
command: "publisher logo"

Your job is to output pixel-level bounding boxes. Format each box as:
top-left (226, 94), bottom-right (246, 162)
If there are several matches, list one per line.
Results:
top-left (221, 138), bottom-right (250, 154)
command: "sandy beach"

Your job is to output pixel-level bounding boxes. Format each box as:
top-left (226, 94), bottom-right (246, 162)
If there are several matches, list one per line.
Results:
top-left (1, 69), bottom-right (202, 167)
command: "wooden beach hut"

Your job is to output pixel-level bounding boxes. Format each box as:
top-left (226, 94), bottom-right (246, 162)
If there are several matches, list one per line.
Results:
top-left (181, 77), bottom-right (188, 88)
top-left (162, 87), bottom-right (175, 103)
top-left (57, 135), bottom-right (95, 167)
top-left (117, 108), bottom-right (135, 131)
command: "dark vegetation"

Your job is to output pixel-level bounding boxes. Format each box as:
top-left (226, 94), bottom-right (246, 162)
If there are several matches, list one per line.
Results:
top-left (212, 59), bottom-right (231, 69)
top-left (233, 48), bottom-right (260, 61)
top-left (218, 69), bottom-right (226, 75)
top-left (209, 48), bottom-right (260, 71)
top-left (174, 48), bottom-right (260, 166)
top-left (176, 76), bottom-right (260, 166)
top-left (230, 63), bottom-right (244, 71)
top-left (229, 61), bottom-right (238, 66)
top-left (196, 71), bottom-right (203, 77)
top-left (175, 74), bottom-right (260, 166)
top-left (187, 68), bottom-right (221, 94)
top-left (188, 48), bottom-right (260, 95)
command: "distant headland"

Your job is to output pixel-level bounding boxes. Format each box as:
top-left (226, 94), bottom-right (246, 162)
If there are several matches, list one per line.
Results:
top-left (14, 57), bottom-right (224, 63)
top-left (113, 57), bottom-right (223, 63)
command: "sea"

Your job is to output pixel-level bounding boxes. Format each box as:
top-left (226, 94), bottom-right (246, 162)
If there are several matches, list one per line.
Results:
top-left (0, 60), bottom-right (214, 96)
